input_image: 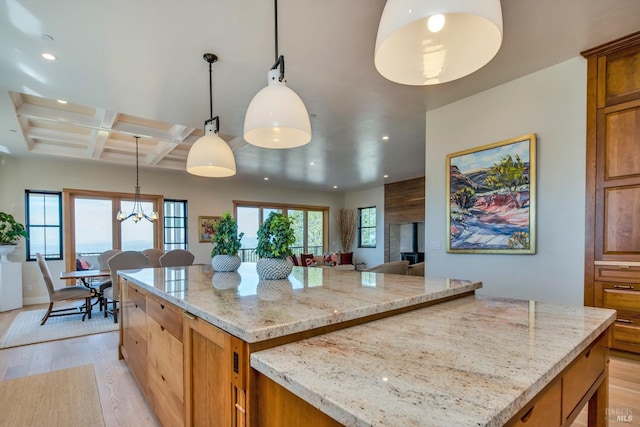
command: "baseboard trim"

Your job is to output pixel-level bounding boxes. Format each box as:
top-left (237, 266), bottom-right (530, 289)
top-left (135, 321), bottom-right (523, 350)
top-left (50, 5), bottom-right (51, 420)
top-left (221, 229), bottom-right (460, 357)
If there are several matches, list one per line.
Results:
top-left (23, 296), bottom-right (50, 305)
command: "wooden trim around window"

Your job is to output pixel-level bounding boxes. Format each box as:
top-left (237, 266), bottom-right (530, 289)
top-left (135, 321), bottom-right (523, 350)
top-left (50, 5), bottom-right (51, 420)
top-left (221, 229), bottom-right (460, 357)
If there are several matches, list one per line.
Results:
top-left (63, 188), bottom-right (164, 274)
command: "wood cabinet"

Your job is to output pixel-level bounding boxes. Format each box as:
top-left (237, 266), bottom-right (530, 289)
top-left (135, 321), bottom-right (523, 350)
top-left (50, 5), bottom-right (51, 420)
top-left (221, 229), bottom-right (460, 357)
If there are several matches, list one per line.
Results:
top-left (120, 280), bottom-right (185, 427)
top-left (583, 31), bottom-right (640, 353)
top-left (121, 279), bottom-right (249, 427)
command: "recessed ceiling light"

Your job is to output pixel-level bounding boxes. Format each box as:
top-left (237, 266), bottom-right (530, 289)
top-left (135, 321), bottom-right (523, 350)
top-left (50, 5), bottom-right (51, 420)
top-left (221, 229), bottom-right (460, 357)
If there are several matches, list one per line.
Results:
top-left (57, 99), bottom-right (67, 104)
top-left (264, 177), bottom-right (269, 180)
top-left (333, 185), bottom-right (338, 189)
top-left (42, 52), bottom-right (56, 61)
top-left (382, 135), bottom-right (390, 140)
top-left (383, 174), bottom-right (389, 178)
top-left (309, 161), bottom-right (315, 166)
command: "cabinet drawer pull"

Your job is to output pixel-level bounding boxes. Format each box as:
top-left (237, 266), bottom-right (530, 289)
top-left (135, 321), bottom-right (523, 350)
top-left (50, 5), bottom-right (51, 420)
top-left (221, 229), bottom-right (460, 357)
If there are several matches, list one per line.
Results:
top-left (613, 284), bottom-right (634, 289)
top-left (160, 325), bottom-right (165, 332)
top-left (520, 405), bottom-right (535, 423)
top-left (161, 374), bottom-right (166, 382)
top-left (585, 349), bottom-right (592, 359)
top-left (160, 304), bottom-right (165, 310)
top-left (616, 318), bottom-right (634, 324)
top-left (234, 403), bottom-right (246, 414)
top-left (617, 265), bottom-right (631, 269)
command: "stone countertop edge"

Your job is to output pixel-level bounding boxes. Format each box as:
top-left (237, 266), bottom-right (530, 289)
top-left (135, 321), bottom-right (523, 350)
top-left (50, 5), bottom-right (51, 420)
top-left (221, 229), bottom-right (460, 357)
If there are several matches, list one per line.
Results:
top-left (118, 269), bottom-right (482, 344)
top-left (249, 296), bottom-right (617, 427)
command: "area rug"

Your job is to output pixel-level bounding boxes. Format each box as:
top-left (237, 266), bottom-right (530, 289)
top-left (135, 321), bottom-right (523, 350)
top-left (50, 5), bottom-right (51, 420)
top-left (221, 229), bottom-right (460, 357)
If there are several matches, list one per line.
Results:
top-left (0, 308), bottom-right (118, 349)
top-left (0, 364), bottom-right (105, 427)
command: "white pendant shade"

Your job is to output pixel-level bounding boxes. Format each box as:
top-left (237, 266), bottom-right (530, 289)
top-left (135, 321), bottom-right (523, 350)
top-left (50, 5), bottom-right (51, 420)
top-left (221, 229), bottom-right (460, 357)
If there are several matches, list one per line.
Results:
top-left (186, 124), bottom-right (236, 177)
top-left (374, 0), bottom-right (503, 86)
top-left (244, 68), bottom-right (311, 149)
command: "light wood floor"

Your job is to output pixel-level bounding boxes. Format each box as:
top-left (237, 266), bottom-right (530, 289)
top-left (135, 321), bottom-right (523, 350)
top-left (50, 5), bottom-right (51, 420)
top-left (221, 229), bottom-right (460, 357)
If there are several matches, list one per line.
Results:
top-left (1, 304), bottom-right (639, 426)
top-left (0, 304), bottom-right (159, 427)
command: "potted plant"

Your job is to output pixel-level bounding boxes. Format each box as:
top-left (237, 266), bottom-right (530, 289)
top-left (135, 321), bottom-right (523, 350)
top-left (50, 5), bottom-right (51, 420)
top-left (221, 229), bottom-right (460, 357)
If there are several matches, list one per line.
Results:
top-left (255, 212), bottom-right (296, 280)
top-left (0, 212), bottom-right (28, 263)
top-left (210, 211), bottom-right (244, 272)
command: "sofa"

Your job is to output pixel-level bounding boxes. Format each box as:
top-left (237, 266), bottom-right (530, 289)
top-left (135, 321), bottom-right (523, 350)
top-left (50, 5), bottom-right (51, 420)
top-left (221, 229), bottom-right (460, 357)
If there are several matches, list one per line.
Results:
top-left (289, 252), bottom-right (355, 271)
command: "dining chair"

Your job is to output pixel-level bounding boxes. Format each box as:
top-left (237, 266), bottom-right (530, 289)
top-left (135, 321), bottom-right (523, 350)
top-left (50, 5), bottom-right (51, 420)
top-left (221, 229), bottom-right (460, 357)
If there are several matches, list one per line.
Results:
top-left (142, 248), bottom-right (164, 268)
top-left (36, 253), bottom-right (92, 325)
top-left (96, 249), bottom-right (122, 311)
top-left (159, 249), bottom-right (195, 267)
top-left (103, 251), bottom-right (149, 323)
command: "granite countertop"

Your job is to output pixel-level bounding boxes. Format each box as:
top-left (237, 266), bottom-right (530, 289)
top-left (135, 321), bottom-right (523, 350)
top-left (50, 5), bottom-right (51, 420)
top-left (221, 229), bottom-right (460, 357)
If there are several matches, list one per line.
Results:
top-left (119, 263), bottom-right (481, 343)
top-left (250, 295), bottom-right (616, 426)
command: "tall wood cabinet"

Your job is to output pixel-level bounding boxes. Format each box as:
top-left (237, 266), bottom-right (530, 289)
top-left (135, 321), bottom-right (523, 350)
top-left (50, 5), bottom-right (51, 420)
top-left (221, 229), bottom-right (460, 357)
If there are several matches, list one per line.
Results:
top-left (583, 31), bottom-right (640, 354)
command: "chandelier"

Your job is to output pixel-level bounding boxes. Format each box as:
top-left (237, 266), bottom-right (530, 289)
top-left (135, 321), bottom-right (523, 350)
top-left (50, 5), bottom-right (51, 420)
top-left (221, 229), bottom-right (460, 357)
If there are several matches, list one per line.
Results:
top-left (116, 136), bottom-right (158, 223)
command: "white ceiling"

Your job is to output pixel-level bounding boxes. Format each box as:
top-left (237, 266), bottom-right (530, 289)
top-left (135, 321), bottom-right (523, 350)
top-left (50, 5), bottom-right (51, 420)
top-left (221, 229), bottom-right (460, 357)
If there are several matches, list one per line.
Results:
top-left (1, 0), bottom-right (639, 192)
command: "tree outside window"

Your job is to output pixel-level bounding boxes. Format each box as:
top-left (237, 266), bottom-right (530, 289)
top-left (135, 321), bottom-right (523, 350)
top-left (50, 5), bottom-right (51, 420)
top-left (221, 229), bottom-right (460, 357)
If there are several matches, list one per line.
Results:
top-left (358, 206), bottom-right (376, 248)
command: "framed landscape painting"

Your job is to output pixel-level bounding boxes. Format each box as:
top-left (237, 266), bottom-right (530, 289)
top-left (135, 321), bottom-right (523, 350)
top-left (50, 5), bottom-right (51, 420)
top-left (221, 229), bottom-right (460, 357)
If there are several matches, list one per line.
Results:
top-left (198, 216), bottom-right (220, 243)
top-left (446, 134), bottom-right (537, 254)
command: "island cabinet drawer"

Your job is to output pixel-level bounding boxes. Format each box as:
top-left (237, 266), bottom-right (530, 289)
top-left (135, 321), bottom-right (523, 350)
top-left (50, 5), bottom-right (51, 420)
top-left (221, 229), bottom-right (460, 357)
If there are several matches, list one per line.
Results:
top-left (508, 381), bottom-right (561, 426)
top-left (561, 337), bottom-right (606, 420)
top-left (147, 317), bottom-right (184, 427)
top-left (147, 294), bottom-right (183, 342)
top-left (594, 265), bottom-right (640, 283)
top-left (127, 283), bottom-right (148, 312)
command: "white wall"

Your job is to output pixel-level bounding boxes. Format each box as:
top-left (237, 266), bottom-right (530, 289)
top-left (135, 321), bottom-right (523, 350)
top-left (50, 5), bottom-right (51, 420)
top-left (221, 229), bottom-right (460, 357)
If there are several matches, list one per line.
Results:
top-left (0, 155), bottom-right (344, 304)
top-left (344, 186), bottom-right (384, 268)
top-left (425, 57), bottom-right (587, 306)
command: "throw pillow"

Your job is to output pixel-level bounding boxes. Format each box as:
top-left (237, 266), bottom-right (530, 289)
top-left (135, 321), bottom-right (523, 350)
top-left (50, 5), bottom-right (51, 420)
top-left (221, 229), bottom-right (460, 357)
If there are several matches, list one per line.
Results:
top-left (340, 252), bottom-right (353, 265)
top-left (289, 255), bottom-right (299, 266)
top-left (301, 253), bottom-right (315, 267)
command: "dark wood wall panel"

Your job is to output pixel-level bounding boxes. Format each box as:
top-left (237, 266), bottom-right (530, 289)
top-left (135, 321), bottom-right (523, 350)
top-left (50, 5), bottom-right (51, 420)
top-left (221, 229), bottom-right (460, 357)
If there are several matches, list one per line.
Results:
top-left (384, 177), bottom-right (425, 262)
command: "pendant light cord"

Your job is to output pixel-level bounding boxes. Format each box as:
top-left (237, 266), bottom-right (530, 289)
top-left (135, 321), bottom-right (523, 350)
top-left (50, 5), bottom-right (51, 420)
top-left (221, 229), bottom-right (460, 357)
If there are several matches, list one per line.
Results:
top-left (271, 0), bottom-right (285, 82)
top-left (274, 0), bottom-right (279, 61)
top-left (208, 59), bottom-right (213, 121)
top-left (135, 136), bottom-right (140, 187)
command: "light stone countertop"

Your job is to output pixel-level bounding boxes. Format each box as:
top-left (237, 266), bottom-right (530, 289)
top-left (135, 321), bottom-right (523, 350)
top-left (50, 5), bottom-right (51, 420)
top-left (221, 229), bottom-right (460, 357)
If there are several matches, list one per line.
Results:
top-left (250, 295), bottom-right (616, 427)
top-left (119, 263), bottom-right (481, 343)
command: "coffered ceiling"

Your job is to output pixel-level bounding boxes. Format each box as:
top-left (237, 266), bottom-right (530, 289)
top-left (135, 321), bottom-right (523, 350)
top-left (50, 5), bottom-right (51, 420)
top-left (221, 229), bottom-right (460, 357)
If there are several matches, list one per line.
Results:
top-left (1, 0), bottom-right (639, 191)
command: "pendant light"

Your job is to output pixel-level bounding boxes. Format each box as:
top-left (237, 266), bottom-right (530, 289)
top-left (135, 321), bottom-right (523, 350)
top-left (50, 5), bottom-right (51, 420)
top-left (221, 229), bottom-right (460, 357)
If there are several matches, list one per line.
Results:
top-left (243, 0), bottom-right (311, 149)
top-left (186, 53), bottom-right (236, 177)
top-left (374, 0), bottom-right (503, 86)
top-left (116, 136), bottom-right (158, 223)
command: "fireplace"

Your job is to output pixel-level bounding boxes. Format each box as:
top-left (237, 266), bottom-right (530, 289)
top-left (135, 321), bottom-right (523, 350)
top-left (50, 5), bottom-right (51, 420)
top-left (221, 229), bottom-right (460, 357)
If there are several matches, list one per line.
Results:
top-left (390, 222), bottom-right (424, 265)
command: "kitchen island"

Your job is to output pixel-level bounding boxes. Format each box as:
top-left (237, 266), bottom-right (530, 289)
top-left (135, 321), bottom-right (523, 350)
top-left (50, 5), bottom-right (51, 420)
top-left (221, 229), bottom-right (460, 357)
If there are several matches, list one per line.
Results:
top-left (118, 263), bottom-right (614, 426)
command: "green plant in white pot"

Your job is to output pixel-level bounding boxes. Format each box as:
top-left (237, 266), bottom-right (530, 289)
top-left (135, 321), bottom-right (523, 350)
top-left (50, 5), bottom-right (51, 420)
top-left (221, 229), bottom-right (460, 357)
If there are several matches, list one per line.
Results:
top-left (0, 212), bottom-right (28, 263)
top-left (211, 212), bottom-right (244, 272)
top-left (256, 212), bottom-right (296, 280)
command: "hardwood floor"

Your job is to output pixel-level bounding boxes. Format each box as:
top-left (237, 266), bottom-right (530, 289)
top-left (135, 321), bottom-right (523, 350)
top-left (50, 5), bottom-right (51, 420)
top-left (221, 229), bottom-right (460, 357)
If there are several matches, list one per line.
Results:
top-left (1, 305), bottom-right (639, 426)
top-left (0, 304), bottom-right (159, 427)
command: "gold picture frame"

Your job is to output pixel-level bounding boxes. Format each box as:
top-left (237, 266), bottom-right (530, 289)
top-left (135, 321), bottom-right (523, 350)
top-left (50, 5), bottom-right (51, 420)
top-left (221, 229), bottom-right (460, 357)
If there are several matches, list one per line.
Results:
top-left (198, 216), bottom-right (220, 243)
top-left (446, 133), bottom-right (536, 254)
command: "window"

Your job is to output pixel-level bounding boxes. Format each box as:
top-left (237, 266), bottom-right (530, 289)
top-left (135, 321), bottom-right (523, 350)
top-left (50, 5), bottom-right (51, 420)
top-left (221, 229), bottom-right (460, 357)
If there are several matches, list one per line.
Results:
top-left (164, 199), bottom-right (188, 250)
top-left (234, 201), bottom-right (328, 262)
top-left (63, 189), bottom-right (163, 272)
top-left (358, 206), bottom-right (377, 248)
top-left (25, 190), bottom-right (63, 261)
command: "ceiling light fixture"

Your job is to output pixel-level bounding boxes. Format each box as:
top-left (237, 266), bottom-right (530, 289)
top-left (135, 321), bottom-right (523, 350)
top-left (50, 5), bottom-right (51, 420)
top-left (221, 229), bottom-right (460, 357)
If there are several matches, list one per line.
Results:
top-left (243, 0), bottom-right (311, 149)
top-left (186, 53), bottom-right (236, 177)
top-left (374, 0), bottom-right (503, 86)
top-left (42, 52), bottom-right (56, 60)
top-left (57, 99), bottom-right (67, 104)
top-left (116, 136), bottom-right (158, 223)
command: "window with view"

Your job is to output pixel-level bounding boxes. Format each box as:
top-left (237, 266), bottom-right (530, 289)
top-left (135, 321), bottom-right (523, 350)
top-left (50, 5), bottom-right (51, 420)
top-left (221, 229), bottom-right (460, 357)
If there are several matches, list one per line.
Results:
top-left (358, 206), bottom-right (377, 248)
top-left (234, 202), bottom-right (328, 262)
top-left (164, 199), bottom-right (188, 250)
top-left (25, 190), bottom-right (63, 261)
